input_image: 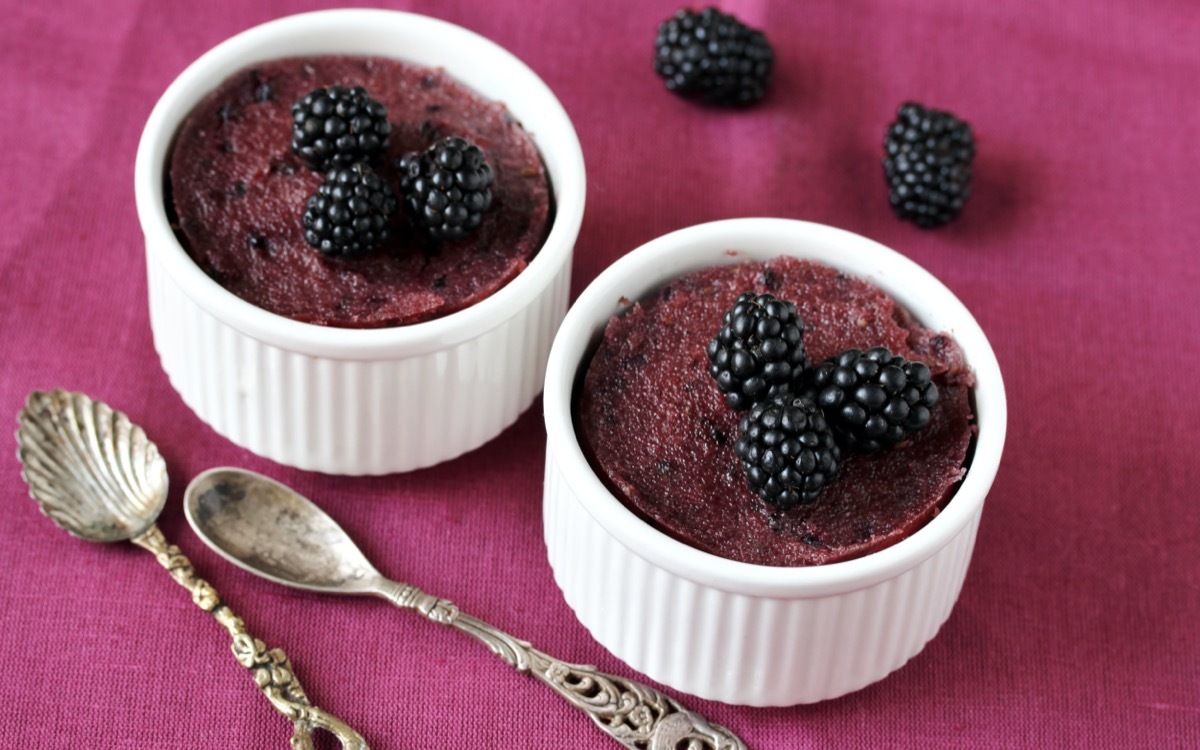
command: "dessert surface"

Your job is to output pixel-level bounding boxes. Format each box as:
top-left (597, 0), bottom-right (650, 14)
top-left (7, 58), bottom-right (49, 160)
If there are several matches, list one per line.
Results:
top-left (169, 56), bottom-right (552, 327)
top-left (577, 257), bottom-right (976, 566)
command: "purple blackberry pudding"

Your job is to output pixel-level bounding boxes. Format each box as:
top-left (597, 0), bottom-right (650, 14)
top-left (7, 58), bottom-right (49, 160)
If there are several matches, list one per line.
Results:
top-left (168, 55), bottom-right (552, 328)
top-left (577, 256), bottom-right (976, 566)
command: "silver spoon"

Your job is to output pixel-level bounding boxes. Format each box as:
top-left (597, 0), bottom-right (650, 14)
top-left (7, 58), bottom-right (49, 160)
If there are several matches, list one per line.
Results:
top-left (184, 466), bottom-right (748, 750)
top-left (15, 390), bottom-right (368, 750)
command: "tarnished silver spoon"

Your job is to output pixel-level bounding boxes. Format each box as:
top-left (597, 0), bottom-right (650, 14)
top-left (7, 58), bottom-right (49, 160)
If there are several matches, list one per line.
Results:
top-left (184, 466), bottom-right (748, 750)
top-left (15, 390), bottom-right (368, 750)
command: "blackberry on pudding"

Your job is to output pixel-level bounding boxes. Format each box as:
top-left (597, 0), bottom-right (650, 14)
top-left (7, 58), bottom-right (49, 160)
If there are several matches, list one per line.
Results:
top-left (291, 85), bottom-right (392, 171)
top-left (397, 136), bottom-right (496, 242)
top-left (803, 346), bottom-right (940, 454)
top-left (706, 292), bottom-right (810, 411)
top-left (735, 395), bottom-right (842, 509)
top-left (301, 162), bottom-right (398, 257)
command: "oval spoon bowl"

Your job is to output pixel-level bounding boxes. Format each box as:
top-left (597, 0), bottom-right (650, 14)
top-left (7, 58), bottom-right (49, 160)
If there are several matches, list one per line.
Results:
top-left (185, 467), bottom-right (382, 595)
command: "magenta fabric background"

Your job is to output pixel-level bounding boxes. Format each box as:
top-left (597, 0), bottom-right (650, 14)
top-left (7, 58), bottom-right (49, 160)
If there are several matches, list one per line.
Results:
top-left (2, 1), bottom-right (1197, 747)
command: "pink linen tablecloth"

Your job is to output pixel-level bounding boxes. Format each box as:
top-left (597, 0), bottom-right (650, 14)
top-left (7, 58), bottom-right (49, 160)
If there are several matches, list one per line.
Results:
top-left (2, 1), bottom-right (1197, 747)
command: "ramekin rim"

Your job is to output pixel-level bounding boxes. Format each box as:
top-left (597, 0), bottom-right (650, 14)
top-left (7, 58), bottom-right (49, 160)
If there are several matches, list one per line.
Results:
top-left (134, 8), bottom-right (585, 359)
top-left (544, 218), bottom-right (1007, 598)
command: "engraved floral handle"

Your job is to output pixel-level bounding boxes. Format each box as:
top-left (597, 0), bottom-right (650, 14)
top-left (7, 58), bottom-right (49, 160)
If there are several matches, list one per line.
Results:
top-left (378, 581), bottom-right (746, 750)
top-left (133, 526), bottom-right (369, 750)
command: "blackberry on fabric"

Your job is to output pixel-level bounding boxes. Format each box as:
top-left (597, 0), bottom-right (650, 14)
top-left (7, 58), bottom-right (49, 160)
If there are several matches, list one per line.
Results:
top-left (653, 7), bottom-right (774, 106)
top-left (882, 102), bottom-right (975, 227)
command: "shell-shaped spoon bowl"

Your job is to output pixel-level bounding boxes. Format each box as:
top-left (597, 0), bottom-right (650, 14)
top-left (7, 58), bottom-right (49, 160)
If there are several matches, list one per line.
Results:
top-left (15, 390), bottom-right (167, 542)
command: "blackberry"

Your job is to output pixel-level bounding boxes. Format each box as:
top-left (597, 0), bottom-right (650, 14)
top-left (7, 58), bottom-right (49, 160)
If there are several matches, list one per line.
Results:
top-left (397, 137), bottom-right (495, 242)
top-left (707, 292), bottom-right (810, 411)
top-left (302, 163), bottom-right (397, 257)
top-left (734, 396), bottom-right (841, 509)
top-left (804, 346), bottom-right (939, 454)
top-left (292, 86), bottom-right (392, 171)
top-left (653, 7), bottom-right (774, 106)
top-left (882, 102), bottom-right (975, 228)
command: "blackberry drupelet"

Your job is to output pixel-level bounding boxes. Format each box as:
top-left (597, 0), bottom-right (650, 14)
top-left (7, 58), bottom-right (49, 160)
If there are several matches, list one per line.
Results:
top-left (654, 7), bottom-right (774, 106)
top-left (734, 396), bottom-right (841, 509)
top-left (707, 292), bottom-right (810, 411)
top-left (804, 346), bottom-right (939, 454)
top-left (883, 102), bottom-right (975, 228)
top-left (292, 86), bottom-right (392, 171)
top-left (397, 137), bottom-right (495, 242)
top-left (302, 163), bottom-right (397, 257)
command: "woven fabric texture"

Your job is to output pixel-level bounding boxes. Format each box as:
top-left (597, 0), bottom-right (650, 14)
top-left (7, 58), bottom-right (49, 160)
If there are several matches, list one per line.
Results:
top-left (0, 1), bottom-right (1197, 747)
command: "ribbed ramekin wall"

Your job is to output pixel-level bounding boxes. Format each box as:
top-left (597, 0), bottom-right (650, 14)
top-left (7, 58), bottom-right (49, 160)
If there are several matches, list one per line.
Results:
top-left (543, 451), bottom-right (983, 706)
top-left (147, 250), bottom-right (570, 474)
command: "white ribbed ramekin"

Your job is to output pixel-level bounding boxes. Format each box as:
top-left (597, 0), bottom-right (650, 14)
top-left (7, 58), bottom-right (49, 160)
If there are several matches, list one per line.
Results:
top-left (135, 10), bottom-right (585, 474)
top-left (543, 219), bottom-right (1006, 705)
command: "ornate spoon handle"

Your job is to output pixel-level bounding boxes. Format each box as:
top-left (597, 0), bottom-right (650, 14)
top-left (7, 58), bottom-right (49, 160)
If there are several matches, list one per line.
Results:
top-left (379, 581), bottom-right (746, 750)
top-left (133, 525), bottom-right (369, 750)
